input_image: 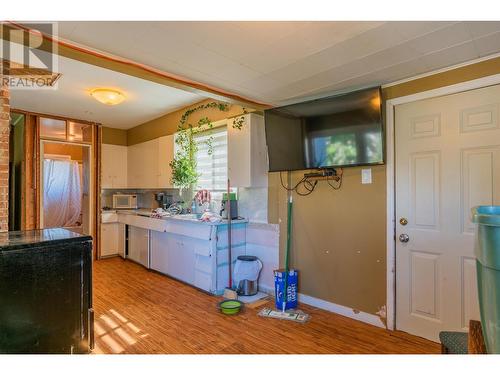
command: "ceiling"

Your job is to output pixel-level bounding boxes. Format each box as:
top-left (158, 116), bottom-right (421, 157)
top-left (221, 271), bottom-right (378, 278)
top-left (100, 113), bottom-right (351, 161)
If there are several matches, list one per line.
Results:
top-left (9, 51), bottom-right (204, 129)
top-left (55, 21), bottom-right (500, 106)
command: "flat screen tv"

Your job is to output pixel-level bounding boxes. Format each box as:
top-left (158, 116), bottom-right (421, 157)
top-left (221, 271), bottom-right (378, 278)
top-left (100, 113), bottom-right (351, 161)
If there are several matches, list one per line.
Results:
top-left (264, 87), bottom-right (384, 172)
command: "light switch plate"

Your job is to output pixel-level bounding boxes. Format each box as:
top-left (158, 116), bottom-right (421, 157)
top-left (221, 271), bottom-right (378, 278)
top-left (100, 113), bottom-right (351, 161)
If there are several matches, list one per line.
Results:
top-left (361, 169), bottom-right (372, 184)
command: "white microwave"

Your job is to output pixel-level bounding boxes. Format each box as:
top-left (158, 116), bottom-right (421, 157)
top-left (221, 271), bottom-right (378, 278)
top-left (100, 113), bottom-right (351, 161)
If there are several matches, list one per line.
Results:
top-left (112, 194), bottom-right (138, 209)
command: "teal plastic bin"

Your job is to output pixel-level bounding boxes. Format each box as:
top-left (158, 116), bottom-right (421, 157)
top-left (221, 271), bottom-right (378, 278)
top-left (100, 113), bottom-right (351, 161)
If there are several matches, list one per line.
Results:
top-left (472, 206), bottom-right (500, 354)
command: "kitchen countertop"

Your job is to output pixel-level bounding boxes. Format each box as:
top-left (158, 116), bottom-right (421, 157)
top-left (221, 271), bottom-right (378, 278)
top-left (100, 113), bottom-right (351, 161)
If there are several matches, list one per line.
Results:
top-left (104, 209), bottom-right (248, 226)
top-left (0, 228), bottom-right (92, 252)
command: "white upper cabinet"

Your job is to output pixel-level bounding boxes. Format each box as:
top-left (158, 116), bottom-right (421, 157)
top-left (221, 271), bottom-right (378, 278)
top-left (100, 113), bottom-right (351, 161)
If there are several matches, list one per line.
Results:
top-left (101, 144), bottom-right (128, 189)
top-left (103, 113), bottom-right (267, 190)
top-left (127, 135), bottom-right (175, 189)
top-left (227, 113), bottom-right (268, 187)
top-left (157, 135), bottom-right (175, 188)
top-left (127, 138), bottom-right (159, 189)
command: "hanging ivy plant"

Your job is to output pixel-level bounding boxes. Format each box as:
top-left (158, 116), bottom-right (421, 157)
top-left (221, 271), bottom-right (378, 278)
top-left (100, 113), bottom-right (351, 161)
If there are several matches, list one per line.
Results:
top-left (232, 108), bottom-right (248, 130)
top-left (169, 102), bottom-right (230, 188)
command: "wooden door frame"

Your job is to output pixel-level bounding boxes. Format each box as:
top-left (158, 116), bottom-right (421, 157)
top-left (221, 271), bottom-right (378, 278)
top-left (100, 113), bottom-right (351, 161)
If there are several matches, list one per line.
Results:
top-left (12, 108), bottom-right (102, 259)
top-left (384, 72), bottom-right (500, 331)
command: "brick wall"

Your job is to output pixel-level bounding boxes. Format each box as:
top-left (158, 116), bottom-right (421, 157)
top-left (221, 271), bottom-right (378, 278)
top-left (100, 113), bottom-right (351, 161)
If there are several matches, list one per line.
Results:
top-left (0, 78), bottom-right (10, 232)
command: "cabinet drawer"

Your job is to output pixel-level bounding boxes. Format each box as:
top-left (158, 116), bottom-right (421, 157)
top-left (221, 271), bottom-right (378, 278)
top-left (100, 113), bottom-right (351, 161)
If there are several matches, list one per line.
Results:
top-left (194, 254), bottom-right (212, 274)
top-left (182, 237), bottom-right (211, 257)
top-left (101, 212), bottom-right (118, 223)
top-left (194, 271), bottom-right (212, 292)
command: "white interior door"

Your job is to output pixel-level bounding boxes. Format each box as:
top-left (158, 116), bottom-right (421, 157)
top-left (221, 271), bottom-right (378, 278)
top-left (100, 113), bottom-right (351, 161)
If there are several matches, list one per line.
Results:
top-left (395, 84), bottom-right (500, 341)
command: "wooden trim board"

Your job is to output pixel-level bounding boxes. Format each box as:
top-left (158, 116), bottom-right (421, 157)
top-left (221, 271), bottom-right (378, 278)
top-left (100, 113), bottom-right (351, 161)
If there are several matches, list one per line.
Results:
top-left (298, 293), bottom-right (386, 329)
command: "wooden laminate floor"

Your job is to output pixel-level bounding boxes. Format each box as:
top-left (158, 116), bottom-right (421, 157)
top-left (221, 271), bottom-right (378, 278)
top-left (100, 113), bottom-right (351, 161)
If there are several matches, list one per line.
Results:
top-left (92, 257), bottom-right (440, 354)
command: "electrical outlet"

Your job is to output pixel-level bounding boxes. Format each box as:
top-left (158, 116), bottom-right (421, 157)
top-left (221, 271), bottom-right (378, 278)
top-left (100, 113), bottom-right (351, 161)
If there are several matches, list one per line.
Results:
top-left (361, 169), bottom-right (372, 184)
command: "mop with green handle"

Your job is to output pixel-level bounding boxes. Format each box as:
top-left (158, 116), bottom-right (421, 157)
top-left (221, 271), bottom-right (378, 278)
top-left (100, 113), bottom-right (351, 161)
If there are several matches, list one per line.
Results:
top-left (282, 194), bottom-right (292, 312)
top-left (258, 191), bottom-right (309, 322)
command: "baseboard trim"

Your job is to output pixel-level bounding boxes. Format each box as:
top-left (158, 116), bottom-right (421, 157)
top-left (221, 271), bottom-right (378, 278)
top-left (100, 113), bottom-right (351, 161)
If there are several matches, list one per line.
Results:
top-left (258, 284), bottom-right (274, 295)
top-left (298, 293), bottom-right (386, 329)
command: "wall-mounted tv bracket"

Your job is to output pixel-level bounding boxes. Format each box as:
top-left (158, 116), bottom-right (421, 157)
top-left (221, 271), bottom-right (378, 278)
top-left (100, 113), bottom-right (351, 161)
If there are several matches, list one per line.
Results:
top-left (303, 168), bottom-right (338, 180)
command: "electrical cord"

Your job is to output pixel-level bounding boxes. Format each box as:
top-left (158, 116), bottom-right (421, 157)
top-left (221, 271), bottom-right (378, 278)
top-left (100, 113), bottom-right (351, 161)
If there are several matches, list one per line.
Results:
top-left (279, 171), bottom-right (307, 192)
top-left (280, 171), bottom-right (317, 196)
top-left (326, 168), bottom-right (343, 190)
top-left (296, 179), bottom-right (318, 196)
top-left (279, 168), bottom-right (343, 196)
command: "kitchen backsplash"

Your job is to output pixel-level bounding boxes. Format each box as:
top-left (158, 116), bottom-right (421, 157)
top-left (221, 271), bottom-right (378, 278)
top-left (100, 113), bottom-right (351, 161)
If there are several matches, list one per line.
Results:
top-left (101, 188), bottom-right (180, 209)
top-left (102, 187), bottom-right (269, 224)
top-left (237, 187), bottom-right (268, 223)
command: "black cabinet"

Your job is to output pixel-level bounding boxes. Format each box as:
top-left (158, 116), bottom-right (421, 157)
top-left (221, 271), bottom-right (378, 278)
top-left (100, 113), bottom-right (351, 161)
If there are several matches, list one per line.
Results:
top-left (0, 228), bottom-right (93, 353)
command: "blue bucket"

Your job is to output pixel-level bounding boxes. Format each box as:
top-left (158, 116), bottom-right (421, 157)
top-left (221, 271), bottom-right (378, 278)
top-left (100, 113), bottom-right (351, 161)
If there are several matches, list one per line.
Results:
top-left (274, 269), bottom-right (298, 310)
top-left (472, 205), bottom-right (500, 353)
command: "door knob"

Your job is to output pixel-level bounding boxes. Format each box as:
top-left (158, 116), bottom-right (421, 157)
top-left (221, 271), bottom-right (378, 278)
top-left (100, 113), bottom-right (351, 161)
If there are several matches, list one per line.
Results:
top-left (399, 217), bottom-right (408, 226)
top-left (399, 234), bottom-right (410, 243)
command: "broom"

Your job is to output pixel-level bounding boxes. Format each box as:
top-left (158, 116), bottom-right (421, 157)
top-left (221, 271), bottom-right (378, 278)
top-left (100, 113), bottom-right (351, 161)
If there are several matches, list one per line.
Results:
top-left (223, 179), bottom-right (238, 300)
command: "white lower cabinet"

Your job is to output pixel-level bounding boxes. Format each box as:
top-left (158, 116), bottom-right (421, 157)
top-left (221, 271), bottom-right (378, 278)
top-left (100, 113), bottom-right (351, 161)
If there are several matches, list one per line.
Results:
top-left (128, 226), bottom-right (150, 268)
top-left (166, 235), bottom-right (196, 285)
top-left (107, 213), bottom-right (248, 295)
top-left (101, 223), bottom-right (120, 257)
top-left (194, 257), bottom-right (213, 292)
top-left (150, 231), bottom-right (169, 275)
top-left (194, 272), bottom-right (212, 291)
top-left (150, 231), bottom-right (214, 291)
top-left (117, 223), bottom-right (126, 258)
top-left (101, 213), bottom-right (125, 258)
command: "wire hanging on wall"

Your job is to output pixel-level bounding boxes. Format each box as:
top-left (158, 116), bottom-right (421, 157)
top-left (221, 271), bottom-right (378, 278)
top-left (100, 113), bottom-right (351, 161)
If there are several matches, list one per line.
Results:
top-left (279, 168), bottom-right (343, 196)
top-left (326, 168), bottom-right (343, 190)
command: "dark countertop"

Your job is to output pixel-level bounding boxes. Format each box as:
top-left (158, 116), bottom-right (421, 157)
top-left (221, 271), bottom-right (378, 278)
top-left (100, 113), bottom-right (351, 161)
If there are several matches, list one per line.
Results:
top-left (0, 228), bottom-right (92, 252)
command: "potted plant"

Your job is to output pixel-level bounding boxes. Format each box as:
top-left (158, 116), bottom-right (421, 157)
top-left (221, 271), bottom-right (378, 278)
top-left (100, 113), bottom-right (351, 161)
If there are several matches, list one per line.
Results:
top-left (169, 102), bottom-right (229, 203)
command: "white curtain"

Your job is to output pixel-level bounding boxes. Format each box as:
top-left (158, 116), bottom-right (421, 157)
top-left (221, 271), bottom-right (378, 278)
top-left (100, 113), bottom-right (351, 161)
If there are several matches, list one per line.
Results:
top-left (43, 159), bottom-right (82, 228)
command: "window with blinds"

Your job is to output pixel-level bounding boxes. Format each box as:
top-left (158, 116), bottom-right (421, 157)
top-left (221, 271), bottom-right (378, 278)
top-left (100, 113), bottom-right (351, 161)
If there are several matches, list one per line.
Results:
top-left (193, 126), bottom-right (228, 191)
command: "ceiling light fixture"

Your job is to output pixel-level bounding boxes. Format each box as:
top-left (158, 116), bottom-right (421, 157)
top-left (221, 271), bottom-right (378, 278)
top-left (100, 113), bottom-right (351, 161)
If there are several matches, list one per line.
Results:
top-left (370, 96), bottom-right (381, 108)
top-left (90, 88), bottom-right (126, 106)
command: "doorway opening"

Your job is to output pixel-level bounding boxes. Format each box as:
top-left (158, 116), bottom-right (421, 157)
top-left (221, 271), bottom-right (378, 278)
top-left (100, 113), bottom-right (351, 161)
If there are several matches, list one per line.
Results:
top-left (40, 141), bottom-right (92, 234)
top-left (386, 75), bottom-right (500, 340)
top-left (35, 115), bottom-right (97, 238)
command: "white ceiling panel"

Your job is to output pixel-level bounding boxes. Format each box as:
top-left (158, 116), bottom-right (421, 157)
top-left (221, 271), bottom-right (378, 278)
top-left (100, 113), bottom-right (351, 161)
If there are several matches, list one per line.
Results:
top-left (17, 21), bottom-right (500, 107)
top-left (362, 43), bottom-right (418, 72)
top-left (391, 21), bottom-right (456, 40)
top-left (239, 22), bottom-right (384, 74)
top-left (421, 41), bottom-right (479, 71)
top-left (463, 21), bottom-right (500, 38)
top-left (9, 52), bottom-right (204, 128)
top-left (473, 31), bottom-right (500, 57)
top-left (406, 23), bottom-right (473, 55)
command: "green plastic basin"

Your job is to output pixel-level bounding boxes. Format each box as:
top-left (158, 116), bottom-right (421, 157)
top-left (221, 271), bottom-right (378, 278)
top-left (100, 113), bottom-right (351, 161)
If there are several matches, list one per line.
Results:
top-left (218, 299), bottom-right (242, 315)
